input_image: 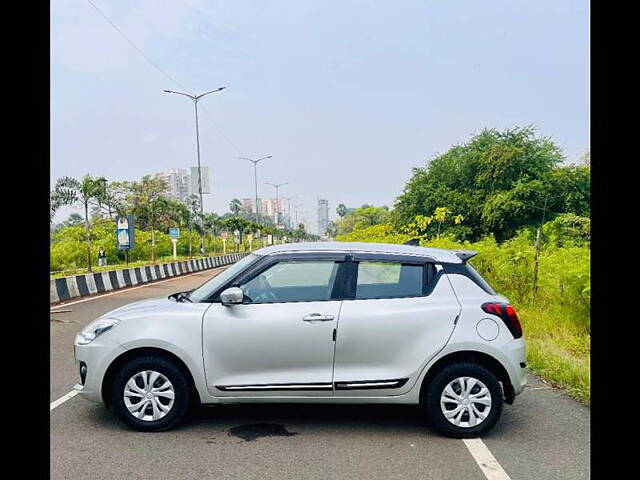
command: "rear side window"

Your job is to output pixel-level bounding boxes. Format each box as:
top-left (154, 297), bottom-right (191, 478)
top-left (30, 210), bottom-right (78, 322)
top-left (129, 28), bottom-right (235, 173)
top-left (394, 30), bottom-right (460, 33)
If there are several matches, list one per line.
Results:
top-left (355, 262), bottom-right (424, 299)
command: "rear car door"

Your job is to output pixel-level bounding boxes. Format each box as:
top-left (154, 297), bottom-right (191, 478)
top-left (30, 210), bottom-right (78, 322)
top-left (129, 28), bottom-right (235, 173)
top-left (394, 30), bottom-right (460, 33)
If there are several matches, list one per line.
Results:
top-left (333, 254), bottom-right (460, 396)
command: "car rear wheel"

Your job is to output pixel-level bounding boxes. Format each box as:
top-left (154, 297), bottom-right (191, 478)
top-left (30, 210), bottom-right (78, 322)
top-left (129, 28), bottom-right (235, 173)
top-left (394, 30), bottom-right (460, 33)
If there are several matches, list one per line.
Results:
top-left (111, 356), bottom-right (190, 432)
top-left (424, 362), bottom-right (503, 438)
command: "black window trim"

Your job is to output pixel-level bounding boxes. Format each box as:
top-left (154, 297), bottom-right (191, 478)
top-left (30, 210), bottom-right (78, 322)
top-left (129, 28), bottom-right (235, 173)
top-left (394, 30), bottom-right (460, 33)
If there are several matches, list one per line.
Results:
top-left (205, 251), bottom-right (449, 303)
top-left (439, 261), bottom-right (496, 295)
top-left (347, 253), bottom-right (440, 301)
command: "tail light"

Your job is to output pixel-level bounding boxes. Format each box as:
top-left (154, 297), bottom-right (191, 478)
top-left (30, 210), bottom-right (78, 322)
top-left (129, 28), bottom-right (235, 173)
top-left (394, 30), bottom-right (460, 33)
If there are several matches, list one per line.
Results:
top-left (481, 302), bottom-right (523, 339)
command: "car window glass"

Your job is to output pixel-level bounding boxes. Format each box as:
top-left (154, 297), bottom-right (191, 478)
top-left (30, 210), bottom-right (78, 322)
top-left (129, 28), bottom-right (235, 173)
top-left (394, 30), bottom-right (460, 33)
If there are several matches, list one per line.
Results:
top-left (188, 253), bottom-right (261, 302)
top-left (241, 261), bottom-right (339, 304)
top-left (355, 262), bottom-right (423, 299)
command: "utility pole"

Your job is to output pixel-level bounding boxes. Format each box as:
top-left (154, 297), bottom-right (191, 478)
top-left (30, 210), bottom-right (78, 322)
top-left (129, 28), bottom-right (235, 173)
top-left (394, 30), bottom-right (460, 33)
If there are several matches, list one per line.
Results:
top-left (163, 87), bottom-right (225, 255)
top-left (266, 182), bottom-right (288, 226)
top-left (532, 194), bottom-right (551, 303)
top-left (239, 156), bottom-right (272, 224)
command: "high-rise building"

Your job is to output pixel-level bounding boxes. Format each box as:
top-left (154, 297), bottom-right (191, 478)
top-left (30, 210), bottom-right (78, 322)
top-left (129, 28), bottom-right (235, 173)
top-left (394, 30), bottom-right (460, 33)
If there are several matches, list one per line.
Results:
top-left (318, 199), bottom-right (329, 236)
top-left (242, 198), bottom-right (258, 214)
top-left (190, 166), bottom-right (210, 195)
top-left (154, 168), bottom-right (191, 203)
top-left (240, 198), bottom-right (286, 223)
top-left (261, 198), bottom-right (283, 223)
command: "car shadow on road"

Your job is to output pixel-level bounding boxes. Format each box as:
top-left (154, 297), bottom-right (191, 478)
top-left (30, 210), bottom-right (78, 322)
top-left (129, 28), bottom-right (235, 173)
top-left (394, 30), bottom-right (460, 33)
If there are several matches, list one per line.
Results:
top-left (83, 402), bottom-right (447, 438)
top-left (183, 403), bottom-right (440, 437)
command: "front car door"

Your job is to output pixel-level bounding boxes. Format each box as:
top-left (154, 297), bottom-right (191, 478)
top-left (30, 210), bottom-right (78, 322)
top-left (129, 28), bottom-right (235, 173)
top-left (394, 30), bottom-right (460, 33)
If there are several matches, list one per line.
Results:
top-left (202, 253), bottom-right (347, 397)
top-left (333, 254), bottom-right (461, 397)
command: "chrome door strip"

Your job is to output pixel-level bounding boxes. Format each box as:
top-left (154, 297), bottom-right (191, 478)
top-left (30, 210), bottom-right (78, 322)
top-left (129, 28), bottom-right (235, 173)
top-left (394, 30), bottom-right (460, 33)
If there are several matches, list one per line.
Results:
top-left (334, 378), bottom-right (409, 390)
top-left (216, 383), bottom-right (333, 391)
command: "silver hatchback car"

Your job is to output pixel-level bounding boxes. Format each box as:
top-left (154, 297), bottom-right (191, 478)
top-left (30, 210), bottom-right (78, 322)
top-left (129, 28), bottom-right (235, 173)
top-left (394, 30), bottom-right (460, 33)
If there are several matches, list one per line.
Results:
top-left (74, 242), bottom-right (526, 438)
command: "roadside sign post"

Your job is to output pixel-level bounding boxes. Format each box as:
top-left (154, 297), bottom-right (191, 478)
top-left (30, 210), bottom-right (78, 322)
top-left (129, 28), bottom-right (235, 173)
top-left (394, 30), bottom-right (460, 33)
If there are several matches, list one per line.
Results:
top-left (221, 231), bottom-right (228, 255)
top-left (116, 215), bottom-right (135, 265)
top-left (169, 228), bottom-right (180, 260)
top-left (233, 230), bottom-right (240, 252)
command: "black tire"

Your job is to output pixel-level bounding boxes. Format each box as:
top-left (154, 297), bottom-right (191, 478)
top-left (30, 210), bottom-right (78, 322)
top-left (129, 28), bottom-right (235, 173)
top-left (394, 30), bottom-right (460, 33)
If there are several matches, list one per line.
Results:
top-left (111, 356), bottom-right (190, 432)
top-left (424, 362), bottom-right (503, 438)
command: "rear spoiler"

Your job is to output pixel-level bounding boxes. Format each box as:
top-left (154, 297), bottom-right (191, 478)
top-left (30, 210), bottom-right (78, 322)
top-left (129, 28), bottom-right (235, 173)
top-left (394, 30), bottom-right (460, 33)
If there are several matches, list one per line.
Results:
top-left (403, 238), bottom-right (420, 246)
top-left (403, 239), bottom-right (477, 263)
top-left (455, 250), bottom-right (477, 262)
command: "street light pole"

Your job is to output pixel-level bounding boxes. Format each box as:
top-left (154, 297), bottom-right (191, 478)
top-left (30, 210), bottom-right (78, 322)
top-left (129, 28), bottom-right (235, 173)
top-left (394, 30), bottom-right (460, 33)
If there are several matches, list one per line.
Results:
top-left (239, 156), bottom-right (272, 224)
top-left (266, 182), bottom-right (288, 226)
top-left (164, 87), bottom-right (225, 255)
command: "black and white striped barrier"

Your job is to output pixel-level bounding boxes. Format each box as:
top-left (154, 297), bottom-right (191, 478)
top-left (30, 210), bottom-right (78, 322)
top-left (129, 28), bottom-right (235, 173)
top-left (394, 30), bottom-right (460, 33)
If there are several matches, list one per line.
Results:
top-left (50, 253), bottom-right (247, 305)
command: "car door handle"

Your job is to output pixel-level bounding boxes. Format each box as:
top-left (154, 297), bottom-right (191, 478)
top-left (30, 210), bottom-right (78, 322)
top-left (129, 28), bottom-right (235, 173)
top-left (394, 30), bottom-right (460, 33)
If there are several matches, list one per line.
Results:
top-left (302, 313), bottom-right (334, 322)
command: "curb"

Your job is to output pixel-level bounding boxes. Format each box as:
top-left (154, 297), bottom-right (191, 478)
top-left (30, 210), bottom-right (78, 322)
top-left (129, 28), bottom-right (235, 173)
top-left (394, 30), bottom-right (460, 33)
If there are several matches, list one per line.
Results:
top-left (50, 253), bottom-right (247, 304)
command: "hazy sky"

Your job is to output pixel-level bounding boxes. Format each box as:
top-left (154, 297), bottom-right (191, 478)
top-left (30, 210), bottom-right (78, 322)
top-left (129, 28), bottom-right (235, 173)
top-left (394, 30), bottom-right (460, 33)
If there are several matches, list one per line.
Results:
top-left (51, 0), bottom-right (589, 231)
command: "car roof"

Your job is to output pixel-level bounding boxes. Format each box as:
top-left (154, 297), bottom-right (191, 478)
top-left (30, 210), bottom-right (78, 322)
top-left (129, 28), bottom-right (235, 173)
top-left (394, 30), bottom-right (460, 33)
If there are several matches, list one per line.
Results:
top-left (253, 241), bottom-right (470, 264)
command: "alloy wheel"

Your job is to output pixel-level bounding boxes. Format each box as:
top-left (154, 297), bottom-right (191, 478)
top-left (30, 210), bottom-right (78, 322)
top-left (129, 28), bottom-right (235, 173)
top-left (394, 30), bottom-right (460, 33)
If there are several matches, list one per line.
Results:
top-left (440, 376), bottom-right (492, 428)
top-left (123, 370), bottom-right (176, 422)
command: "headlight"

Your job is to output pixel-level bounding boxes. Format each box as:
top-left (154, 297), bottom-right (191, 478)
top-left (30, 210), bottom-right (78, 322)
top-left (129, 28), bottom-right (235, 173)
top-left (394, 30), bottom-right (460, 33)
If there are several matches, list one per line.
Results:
top-left (75, 318), bottom-right (120, 345)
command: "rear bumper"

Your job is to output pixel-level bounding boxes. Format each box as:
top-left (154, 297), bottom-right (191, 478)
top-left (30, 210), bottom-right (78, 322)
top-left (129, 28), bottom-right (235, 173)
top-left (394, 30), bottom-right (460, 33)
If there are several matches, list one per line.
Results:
top-left (503, 338), bottom-right (527, 399)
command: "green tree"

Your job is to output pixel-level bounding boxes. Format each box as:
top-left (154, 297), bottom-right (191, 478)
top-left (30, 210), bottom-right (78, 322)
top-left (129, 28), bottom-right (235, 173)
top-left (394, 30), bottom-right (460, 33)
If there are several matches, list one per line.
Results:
top-left (51, 175), bottom-right (108, 271)
top-left (335, 205), bottom-right (390, 235)
top-left (229, 198), bottom-right (242, 215)
top-left (223, 217), bottom-right (251, 251)
top-left (392, 126), bottom-right (581, 241)
top-left (326, 221), bottom-right (338, 238)
top-left (125, 176), bottom-right (169, 263)
top-left (65, 213), bottom-right (84, 227)
top-left (336, 203), bottom-right (348, 218)
top-left (433, 207), bottom-right (451, 237)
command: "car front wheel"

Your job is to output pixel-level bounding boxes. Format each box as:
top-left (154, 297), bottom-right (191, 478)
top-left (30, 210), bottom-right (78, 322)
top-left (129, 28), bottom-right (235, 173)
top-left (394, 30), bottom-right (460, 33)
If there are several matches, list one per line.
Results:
top-left (111, 356), bottom-right (190, 432)
top-left (424, 362), bottom-right (503, 438)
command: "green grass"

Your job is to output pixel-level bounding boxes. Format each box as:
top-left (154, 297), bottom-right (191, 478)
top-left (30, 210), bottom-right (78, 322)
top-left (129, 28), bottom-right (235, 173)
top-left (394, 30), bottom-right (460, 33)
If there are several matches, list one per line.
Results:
top-left (517, 305), bottom-right (590, 403)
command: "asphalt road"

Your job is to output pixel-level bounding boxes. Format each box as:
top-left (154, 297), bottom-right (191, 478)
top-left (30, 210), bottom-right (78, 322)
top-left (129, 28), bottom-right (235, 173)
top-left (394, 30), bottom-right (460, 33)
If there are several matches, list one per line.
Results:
top-left (50, 267), bottom-right (590, 480)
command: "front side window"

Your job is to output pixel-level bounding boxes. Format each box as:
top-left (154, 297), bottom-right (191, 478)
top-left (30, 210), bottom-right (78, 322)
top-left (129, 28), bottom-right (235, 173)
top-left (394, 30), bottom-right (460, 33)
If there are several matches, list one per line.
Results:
top-left (240, 260), bottom-right (339, 304)
top-left (355, 262), bottom-right (423, 299)
top-left (188, 254), bottom-right (261, 302)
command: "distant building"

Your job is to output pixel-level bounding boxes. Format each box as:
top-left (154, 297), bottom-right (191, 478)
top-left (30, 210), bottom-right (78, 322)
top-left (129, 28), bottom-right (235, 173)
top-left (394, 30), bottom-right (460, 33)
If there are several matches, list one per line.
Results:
top-left (262, 198), bottom-right (283, 223)
top-left (240, 198), bottom-right (284, 223)
top-left (242, 198), bottom-right (259, 214)
top-left (317, 199), bottom-right (329, 236)
top-left (154, 168), bottom-right (191, 203)
top-left (190, 166), bottom-right (210, 195)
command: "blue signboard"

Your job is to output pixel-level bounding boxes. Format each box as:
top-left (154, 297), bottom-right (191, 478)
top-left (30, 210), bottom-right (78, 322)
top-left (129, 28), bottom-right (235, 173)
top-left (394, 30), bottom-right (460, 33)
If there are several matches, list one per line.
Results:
top-left (169, 227), bottom-right (180, 239)
top-left (116, 215), bottom-right (135, 250)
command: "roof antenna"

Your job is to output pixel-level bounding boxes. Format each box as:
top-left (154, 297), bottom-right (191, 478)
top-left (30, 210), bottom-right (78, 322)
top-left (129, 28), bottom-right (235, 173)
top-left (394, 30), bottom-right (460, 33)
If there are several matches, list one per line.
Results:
top-left (403, 238), bottom-right (420, 246)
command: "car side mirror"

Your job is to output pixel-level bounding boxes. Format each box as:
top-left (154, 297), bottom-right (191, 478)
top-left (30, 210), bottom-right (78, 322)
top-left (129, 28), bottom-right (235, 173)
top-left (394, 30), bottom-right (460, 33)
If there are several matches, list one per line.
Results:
top-left (220, 287), bottom-right (244, 305)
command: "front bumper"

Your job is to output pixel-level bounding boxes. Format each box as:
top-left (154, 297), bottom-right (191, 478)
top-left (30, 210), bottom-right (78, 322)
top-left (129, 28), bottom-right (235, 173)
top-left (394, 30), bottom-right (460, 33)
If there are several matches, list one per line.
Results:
top-left (73, 338), bottom-right (127, 403)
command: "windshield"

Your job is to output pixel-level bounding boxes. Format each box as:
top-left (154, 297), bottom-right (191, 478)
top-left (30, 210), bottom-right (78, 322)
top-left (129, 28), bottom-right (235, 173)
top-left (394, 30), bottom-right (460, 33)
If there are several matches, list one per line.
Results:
top-left (188, 254), bottom-right (261, 302)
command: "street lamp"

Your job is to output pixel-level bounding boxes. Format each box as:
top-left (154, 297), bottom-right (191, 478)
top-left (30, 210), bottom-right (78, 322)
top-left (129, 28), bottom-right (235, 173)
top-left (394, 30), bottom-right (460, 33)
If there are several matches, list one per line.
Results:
top-left (265, 182), bottom-right (288, 226)
top-left (239, 156), bottom-right (272, 224)
top-left (164, 86), bottom-right (226, 255)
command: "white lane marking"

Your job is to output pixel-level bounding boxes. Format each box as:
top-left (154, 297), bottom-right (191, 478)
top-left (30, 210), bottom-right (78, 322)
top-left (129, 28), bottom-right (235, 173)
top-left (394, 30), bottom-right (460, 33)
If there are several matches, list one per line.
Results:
top-left (462, 438), bottom-right (511, 480)
top-left (50, 390), bottom-right (78, 411)
top-left (50, 266), bottom-right (226, 310)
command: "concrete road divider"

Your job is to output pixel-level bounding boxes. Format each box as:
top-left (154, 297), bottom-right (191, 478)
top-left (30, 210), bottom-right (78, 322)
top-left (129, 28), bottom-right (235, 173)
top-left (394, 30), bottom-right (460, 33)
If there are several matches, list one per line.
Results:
top-left (50, 253), bottom-right (248, 304)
